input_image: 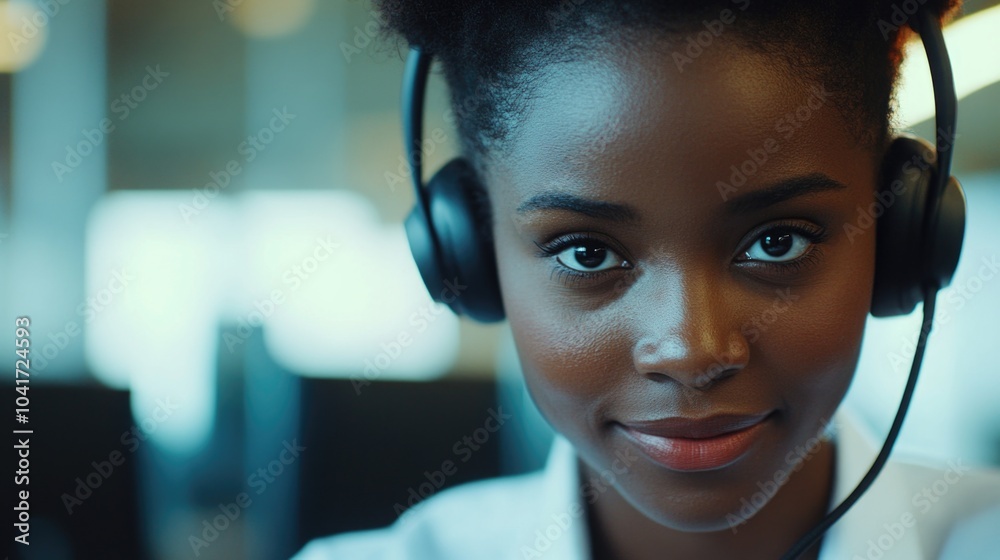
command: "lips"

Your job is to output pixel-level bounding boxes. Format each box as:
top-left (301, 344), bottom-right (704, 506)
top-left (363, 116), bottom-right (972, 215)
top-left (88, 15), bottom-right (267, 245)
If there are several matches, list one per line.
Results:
top-left (623, 412), bottom-right (772, 439)
top-left (618, 411), bottom-right (774, 472)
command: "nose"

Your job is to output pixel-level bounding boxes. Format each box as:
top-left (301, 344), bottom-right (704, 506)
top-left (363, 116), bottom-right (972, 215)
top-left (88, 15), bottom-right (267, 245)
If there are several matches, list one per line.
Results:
top-left (631, 268), bottom-right (749, 390)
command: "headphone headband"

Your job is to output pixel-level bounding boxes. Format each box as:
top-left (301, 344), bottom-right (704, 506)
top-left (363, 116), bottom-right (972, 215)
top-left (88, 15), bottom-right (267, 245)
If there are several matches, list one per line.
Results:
top-left (912, 9), bottom-right (958, 290)
top-left (403, 47), bottom-right (432, 201)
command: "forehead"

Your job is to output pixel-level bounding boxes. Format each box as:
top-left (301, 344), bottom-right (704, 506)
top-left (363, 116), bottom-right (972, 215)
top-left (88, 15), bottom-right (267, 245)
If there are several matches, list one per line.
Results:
top-left (487, 36), bottom-right (869, 216)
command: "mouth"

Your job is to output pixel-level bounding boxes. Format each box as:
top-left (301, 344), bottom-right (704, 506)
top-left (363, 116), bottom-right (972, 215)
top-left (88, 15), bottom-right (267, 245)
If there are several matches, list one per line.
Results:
top-left (617, 411), bottom-right (775, 472)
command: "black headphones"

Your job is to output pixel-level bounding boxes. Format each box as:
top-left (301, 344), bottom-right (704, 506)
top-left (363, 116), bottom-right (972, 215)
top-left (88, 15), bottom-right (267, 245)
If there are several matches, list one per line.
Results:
top-left (401, 50), bottom-right (505, 322)
top-left (399, 7), bottom-right (965, 559)
top-left (401, 27), bottom-right (965, 323)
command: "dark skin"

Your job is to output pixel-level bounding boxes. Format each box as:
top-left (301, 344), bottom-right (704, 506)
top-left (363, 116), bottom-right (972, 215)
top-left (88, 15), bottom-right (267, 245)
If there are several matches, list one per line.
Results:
top-left (480, 35), bottom-right (881, 560)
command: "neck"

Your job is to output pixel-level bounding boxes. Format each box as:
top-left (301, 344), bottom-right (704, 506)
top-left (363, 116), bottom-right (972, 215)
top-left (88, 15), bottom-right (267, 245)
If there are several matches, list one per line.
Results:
top-left (583, 438), bottom-right (836, 560)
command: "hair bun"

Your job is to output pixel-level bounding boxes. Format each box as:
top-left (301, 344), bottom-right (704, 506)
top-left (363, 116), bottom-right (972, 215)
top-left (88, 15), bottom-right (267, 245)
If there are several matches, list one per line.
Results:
top-left (372, 0), bottom-right (965, 160)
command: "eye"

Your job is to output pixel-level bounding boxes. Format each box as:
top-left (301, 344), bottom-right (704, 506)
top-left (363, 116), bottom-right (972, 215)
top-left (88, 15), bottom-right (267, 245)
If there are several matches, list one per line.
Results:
top-left (743, 228), bottom-right (813, 262)
top-left (555, 241), bottom-right (624, 272)
top-left (534, 233), bottom-right (630, 276)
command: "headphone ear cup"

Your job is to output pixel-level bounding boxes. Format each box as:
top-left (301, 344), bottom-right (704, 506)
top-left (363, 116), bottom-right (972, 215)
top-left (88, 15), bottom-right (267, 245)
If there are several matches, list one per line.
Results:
top-left (871, 136), bottom-right (966, 317)
top-left (405, 158), bottom-right (505, 323)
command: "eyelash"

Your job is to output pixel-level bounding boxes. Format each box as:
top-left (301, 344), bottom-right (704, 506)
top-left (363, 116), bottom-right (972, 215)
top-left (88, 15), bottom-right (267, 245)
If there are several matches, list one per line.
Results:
top-left (534, 221), bottom-right (829, 286)
top-left (534, 232), bottom-right (628, 286)
top-left (735, 220), bottom-right (829, 274)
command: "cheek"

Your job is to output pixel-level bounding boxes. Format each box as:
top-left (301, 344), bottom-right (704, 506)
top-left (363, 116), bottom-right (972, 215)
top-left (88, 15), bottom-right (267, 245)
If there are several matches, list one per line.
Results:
top-left (496, 242), bottom-right (631, 436)
top-left (753, 236), bottom-right (876, 426)
top-left (505, 293), bottom-right (622, 434)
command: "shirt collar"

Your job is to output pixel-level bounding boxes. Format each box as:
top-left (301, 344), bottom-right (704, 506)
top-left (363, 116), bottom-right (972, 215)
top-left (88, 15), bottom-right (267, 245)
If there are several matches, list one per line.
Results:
top-left (528, 409), bottom-right (924, 560)
top-left (516, 435), bottom-right (591, 559)
top-left (819, 409), bottom-right (924, 559)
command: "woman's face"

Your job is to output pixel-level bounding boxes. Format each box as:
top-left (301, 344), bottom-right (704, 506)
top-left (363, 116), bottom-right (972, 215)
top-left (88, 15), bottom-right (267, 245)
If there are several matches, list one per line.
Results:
top-left (485, 37), bottom-right (878, 530)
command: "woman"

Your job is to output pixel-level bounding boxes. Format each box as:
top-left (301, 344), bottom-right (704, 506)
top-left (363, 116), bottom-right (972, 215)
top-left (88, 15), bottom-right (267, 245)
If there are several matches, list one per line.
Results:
top-left (296, 1), bottom-right (1000, 558)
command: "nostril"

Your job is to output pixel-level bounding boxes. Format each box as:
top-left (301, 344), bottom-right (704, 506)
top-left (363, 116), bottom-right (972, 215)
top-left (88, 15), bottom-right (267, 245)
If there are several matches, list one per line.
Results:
top-left (641, 369), bottom-right (675, 384)
top-left (694, 362), bottom-right (739, 389)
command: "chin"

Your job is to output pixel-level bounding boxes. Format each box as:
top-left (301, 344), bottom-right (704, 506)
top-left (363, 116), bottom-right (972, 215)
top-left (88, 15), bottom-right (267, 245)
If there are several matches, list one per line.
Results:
top-left (628, 486), bottom-right (770, 533)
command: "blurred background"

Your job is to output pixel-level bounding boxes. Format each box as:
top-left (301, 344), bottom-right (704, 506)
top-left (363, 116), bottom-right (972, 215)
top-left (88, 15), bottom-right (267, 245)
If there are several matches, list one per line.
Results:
top-left (1, 0), bottom-right (998, 558)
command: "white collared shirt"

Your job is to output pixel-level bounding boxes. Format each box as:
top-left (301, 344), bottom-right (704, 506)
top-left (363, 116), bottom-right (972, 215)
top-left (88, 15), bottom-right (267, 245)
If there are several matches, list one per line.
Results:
top-left (293, 411), bottom-right (1000, 559)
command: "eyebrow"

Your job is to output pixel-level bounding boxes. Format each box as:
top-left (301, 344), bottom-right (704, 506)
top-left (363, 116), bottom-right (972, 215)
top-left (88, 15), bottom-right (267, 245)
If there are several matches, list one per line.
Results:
top-left (515, 192), bottom-right (640, 223)
top-left (724, 173), bottom-right (848, 214)
top-left (514, 172), bottom-right (848, 222)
